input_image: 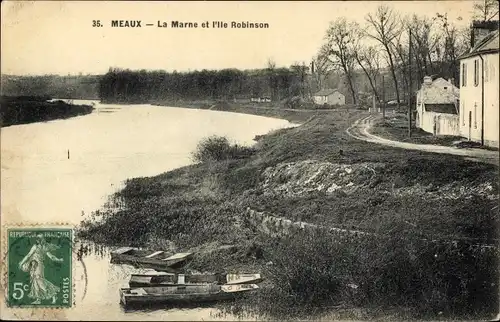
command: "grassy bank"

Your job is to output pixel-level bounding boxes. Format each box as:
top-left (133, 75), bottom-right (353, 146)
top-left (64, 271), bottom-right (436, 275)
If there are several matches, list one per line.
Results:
top-left (77, 103), bottom-right (499, 320)
top-left (0, 95), bottom-right (94, 127)
top-left (151, 99), bottom-right (356, 123)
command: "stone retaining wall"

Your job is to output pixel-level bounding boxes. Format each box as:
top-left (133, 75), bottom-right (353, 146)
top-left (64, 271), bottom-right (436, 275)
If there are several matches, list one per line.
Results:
top-left (244, 207), bottom-right (370, 238)
top-left (243, 208), bottom-right (497, 251)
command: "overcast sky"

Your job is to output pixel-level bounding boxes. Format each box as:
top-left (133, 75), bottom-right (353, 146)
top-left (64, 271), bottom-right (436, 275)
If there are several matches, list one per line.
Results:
top-left (1, 1), bottom-right (475, 76)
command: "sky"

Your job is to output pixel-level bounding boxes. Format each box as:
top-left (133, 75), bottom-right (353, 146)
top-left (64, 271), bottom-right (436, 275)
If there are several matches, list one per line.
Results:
top-left (1, 1), bottom-right (476, 76)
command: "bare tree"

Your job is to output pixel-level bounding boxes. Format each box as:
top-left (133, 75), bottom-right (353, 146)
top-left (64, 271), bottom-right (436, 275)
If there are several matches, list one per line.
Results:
top-left (290, 62), bottom-right (310, 98)
top-left (456, 25), bottom-right (472, 57)
top-left (311, 44), bottom-right (332, 92)
top-left (325, 18), bottom-right (360, 105)
top-left (407, 14), bottom-right (440, 80)
top-left (353, 39), bottom-right (383, 103)
top-left (266, 58), bottom-right (277, 101)
top-left (391, 26), bottom-right (411, 104)
top-left (365, 5), bottom-right (403, 108)
top-left (473, 0), bottom-right (499, 21)
top-left (434, 13), bottom-right (463, 82)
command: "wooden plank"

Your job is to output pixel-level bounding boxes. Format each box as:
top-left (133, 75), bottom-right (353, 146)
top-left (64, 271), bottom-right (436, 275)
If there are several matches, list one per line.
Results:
top-left (129, 276), bottom-right (153, 285)
top-left (130, 288), bottom-right (147, 295)
top-left (221, 284), bottom-right (259, 293)
top-left (112, 247), bottom-right (135, 254)
top-left (144, 251), bottom-right (164, 258)
top-left (162, 252), bottom-right (193, 261)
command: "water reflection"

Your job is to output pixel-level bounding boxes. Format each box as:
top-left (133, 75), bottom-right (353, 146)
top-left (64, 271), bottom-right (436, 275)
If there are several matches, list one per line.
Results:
top-left (2, 100), bottom-right (293, 320)
top-left (72, 240), bottom-right (244, 320)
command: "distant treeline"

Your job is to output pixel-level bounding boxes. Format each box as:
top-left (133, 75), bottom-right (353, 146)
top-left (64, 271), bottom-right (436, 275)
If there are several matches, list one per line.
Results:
top-left (98, 67), bottom-right (312, 104)
top-left (1, 75), bottom-right (100, 99)
top-left (0, 96), bottom-right (94, 127)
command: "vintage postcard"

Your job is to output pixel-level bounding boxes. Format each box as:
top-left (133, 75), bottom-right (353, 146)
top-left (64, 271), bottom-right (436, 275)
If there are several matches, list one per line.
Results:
top-left (1, 0), bottom-right (499, 321)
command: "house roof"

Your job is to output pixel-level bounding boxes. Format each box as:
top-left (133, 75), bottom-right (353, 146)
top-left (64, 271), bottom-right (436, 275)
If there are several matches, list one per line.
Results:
top-left (424, 103), bottom-right (458, 114)
top-left (459, 30), bottom-right (499, 60)
top-left (314, 89), bottom-right (339, 96)
top-left (431, 78), bottom-right (460, 97)
top-left (417, 78), bottom-right (459, 105)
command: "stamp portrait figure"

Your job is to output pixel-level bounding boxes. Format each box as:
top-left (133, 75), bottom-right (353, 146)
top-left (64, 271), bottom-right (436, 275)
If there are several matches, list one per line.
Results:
top-left (18, 234), bottom-right (64, 304)
top-left (7, 228), bottom-right (72, 308)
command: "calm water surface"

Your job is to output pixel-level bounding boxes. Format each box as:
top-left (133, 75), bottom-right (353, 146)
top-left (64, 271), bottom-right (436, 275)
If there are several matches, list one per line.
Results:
top-left (1, 100), bottom-right (295, 320)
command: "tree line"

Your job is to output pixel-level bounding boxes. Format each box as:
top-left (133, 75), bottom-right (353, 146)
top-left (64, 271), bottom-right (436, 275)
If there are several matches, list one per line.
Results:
top-left (313, 1), bottom-right (499, 108)
top-left (2, 1), bottom-right (497, 108)
top-left (1, 75), bottom-right (100, 99)
top-left (98, 64), bottom-right (312, 104)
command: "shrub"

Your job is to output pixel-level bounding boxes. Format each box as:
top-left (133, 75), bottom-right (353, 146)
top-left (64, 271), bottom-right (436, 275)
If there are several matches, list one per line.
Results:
top-left (222, 228), bottom-right (498, 320)
top-left (191, 135), bottom-right (255, 163)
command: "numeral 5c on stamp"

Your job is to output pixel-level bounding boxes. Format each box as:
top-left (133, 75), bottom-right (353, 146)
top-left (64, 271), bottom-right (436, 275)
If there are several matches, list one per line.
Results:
top-left (7, 228), bottom-right (73, 308)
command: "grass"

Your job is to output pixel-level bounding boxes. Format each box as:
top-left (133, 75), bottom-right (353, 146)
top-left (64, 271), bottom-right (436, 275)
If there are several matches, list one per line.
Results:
top-left (217, 230), bottom-right (498, 320)
top-left (77, 102), bottom-right (499, 320)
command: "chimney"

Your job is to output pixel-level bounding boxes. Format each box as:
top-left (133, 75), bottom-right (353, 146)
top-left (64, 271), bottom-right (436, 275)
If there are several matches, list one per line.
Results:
top-left (470, 20), bottom-right (499, 48)
top-left (423, 76), bottom-right (432, 85)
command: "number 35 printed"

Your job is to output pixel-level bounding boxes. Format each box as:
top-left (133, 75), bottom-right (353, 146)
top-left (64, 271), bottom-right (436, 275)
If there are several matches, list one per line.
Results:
top-left (92, 20), bottom-right (102, 27)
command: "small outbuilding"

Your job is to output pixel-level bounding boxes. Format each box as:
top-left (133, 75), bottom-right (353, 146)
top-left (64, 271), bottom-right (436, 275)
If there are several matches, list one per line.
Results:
top-left (313, 89), bottom-right (345, 106)
top-left (415, 76), bottom-right (460, 136)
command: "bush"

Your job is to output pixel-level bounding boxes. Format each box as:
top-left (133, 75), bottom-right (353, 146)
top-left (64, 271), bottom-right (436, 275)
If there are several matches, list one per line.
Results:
top-left (222, 228), bottom-right (498, 320)
top-left (191, 135), bottom-right (255, 163)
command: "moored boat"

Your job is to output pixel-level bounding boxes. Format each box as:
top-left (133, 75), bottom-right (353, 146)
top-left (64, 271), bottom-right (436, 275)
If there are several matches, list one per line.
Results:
top-left (129, 272), bottom-right (222, 287)
top-left (119, 284), bottom-right (259, 307)
top-left (110, 247), bottom-right (193, 272)
top-left (129, 273), bottom-right (263, 287)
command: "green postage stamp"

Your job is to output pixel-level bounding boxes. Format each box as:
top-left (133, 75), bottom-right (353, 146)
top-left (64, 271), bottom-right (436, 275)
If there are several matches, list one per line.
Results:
top-left (6, 228), bottom-right (73, 308)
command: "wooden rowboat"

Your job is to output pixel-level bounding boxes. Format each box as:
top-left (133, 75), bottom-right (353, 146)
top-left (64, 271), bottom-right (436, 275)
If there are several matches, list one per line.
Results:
top-left (120, 284), bottom-right (259, 307)
top-left (129, 273), bottom-right (263, 287)
top-left (110, 247), bottom-right (193, 272)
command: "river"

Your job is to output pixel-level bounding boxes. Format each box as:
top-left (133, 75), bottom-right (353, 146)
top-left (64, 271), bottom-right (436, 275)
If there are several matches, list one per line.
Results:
top-left (0, 100), bottom-right (295, 320)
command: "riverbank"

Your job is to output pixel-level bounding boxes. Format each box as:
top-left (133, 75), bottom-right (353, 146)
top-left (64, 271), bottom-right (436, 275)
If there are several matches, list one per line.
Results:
top-left (77, 102), bottom-right (499, 320)
top-left (0, 96), bottom-right (94, 127)
top-left (150, 99), bottom-right (351, 123)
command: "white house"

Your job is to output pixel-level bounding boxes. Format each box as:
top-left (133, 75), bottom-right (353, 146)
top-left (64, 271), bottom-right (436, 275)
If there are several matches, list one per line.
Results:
top-left (313, 89), bottom-right (345, 106)
top-left (415, 76), bottom-right (460, 136)
top-left (458, 22), bottom-right (499, 148)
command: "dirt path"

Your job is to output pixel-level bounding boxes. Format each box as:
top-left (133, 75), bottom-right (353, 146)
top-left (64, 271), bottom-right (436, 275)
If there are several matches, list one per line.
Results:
top-left (346, 115), bottom-right (499, 165)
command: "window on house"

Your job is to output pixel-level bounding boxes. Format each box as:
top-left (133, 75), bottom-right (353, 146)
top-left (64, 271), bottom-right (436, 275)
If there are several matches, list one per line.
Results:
top-left (474, 60), bottom-right (479, 87)
top-left (462, 63), bottom-right (467, 87)
top-left (474, 103), bottom-right (477, 129)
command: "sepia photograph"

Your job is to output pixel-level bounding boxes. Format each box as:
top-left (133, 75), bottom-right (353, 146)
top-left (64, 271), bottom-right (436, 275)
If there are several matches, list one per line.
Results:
top-left (1, 0), bottom-right (499, 320)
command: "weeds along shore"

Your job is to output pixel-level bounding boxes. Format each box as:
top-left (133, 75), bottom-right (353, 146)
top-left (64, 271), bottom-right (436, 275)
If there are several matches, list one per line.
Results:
top-left (77, 106), bottom-right (499, 320)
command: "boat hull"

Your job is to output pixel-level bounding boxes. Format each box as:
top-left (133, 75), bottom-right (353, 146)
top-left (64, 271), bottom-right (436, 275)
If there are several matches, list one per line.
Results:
top-left (110, 248), bottom-right (193, 272)
top-left (129, 273), bottom-right (263, 287)
top-left (120, 284), bottom-right (258, 307)
top-left (129, 273), bottom-right (223, 287)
